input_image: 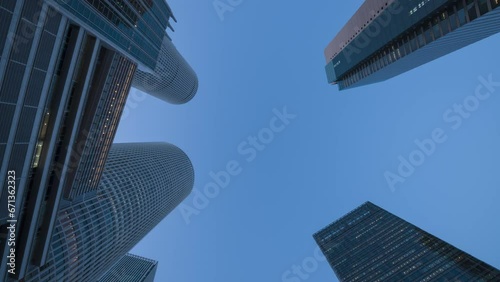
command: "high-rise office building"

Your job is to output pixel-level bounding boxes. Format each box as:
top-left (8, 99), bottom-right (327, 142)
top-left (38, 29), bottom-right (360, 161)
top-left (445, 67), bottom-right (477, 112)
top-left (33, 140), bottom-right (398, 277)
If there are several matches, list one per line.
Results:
top-left (313, 202), bottom-right (500, 281)
top-left (19, 142), bottom-right (194, 282)
top-left (325, 0), bottom-right (500, 90)
top-left (98, 253), bottom-right (158, 282)
top-left (132, 35), bottom-right (198, 104)
top-left (0, 0), bottom-right (198, 280)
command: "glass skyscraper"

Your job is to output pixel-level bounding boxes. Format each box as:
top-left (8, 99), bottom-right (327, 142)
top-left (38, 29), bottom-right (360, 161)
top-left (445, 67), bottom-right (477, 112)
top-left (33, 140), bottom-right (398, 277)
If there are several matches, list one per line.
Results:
top-left (313, 202), bottom-right (500, 281)
top-left (21, 142), bottom-right (194, 281)
top-left (132, 35), bottom-right (198, 104)
top-left (99, 253), bottom-right (158, 282)
top-left (0, 0), bottom-right (198, 280)
top-left (325, 0), bottom-right (500, 90)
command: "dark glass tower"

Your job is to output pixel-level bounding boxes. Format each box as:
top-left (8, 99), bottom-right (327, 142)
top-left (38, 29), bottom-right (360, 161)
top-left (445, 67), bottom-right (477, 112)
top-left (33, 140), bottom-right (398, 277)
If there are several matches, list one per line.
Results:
top-left (325, 0), bottom-right (500, 90)
top-left (98, 253), bottom-right (158, 282)
top-left (313, 202), bottom-right (500, 281)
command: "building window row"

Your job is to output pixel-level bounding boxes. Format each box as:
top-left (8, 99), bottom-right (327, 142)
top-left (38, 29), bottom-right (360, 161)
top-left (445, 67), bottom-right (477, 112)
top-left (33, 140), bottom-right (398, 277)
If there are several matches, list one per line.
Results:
top-left (340, 0), bottom-right (497, 89)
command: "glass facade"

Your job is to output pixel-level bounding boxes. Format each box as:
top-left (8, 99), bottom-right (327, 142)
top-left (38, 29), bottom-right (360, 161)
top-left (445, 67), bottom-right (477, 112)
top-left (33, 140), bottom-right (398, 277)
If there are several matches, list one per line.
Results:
top-left (325, 0), bottom-right (500, 90)
top-left (50, 0), bottom-right (174, 70)
top-left (0, 2), bottom-right (71, 278)
top-left (63, 48), bottom-right (137, 200)
top-left (132, 36), bottom-right (199, 104)
top-left (0, 1), bottom-right (197, 280)
top-left (314, 202), bottom-right (500, 281)
top-left (98, 253), bottom-right (158, 282)
top-left (20, 143), bottom-right (194, 282)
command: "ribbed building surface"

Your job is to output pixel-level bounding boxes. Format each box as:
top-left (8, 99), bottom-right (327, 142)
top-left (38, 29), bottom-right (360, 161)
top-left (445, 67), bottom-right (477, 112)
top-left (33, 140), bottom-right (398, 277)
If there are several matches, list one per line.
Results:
top-left (98, 253), bottom-right (158, 282)
top-left (132, 36), bottom-right (199, 104)
top-left (314, 202), bottom-right (500, 281)
top-left (63, 50), bottom-right (137, 200)
top-left (20, 143), bottom-right (194, 282)
top-left (325, 0), bottom-right (500, 90)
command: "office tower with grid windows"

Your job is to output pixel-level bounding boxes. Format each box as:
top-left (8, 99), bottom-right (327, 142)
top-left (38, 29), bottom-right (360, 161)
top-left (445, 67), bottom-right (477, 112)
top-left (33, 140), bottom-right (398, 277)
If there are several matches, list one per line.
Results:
top-left (98, 253), bottom-right (158, 282)
top-left (19, 142), bottom-right (194, 282)
top-left (325, 0), bottom-right (500, 90)
top-left (0, 0), bottom-right (197, 280)
top-left (313, 202), bottom-right (500, 281)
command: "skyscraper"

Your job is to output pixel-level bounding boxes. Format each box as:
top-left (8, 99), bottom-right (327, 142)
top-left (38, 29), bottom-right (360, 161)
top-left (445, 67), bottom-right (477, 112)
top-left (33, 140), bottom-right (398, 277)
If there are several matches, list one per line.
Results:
top-left (324, 0), bottom-right (500, 90)
top-left (313, 202), bottom-right (500, 281)
top-left (0, 0), bottom-right (198, 279)
top-left (20, 142), bottom-right (194, 282)
top-left (98, 253), bottom-right (158, 282)
top-left (132, 35), bottom-right (199, 104)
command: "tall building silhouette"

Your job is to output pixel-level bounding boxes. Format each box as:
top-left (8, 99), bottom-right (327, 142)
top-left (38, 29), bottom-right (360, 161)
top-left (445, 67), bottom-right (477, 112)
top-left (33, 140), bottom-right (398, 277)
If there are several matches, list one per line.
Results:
top-left (325, 0), bottom-right (500, 90)
top-left (98, 253), bottom-right (158, 282)
top-left (0, 0), bottom-right (198, 280)
top-left (20, 142), bottom-right (194, 281)
top-left (314, 202), bottom-right (500, 281)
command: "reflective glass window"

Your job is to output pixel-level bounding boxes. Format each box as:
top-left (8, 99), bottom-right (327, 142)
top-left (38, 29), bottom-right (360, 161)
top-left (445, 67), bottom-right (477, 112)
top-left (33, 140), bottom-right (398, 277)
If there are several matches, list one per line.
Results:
top-left (478, 0), bottom-right (490, 14)
top-left (467, 0), bottom-right (479, 21)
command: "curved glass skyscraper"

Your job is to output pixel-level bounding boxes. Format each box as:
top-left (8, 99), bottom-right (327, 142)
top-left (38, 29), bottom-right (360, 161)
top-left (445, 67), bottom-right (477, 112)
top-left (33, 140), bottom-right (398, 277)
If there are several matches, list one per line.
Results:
top-left (98, 253), bottom-right (158, 282)
top-left (21, 143), bottom-right (194, 282)
top-left (132, 36), bottom-right (199, 104)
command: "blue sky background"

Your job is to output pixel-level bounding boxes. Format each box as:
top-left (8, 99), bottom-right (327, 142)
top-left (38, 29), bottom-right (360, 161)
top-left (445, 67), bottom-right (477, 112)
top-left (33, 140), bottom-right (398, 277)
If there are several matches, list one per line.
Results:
top-left (113, 1), bottom-right (500, 281)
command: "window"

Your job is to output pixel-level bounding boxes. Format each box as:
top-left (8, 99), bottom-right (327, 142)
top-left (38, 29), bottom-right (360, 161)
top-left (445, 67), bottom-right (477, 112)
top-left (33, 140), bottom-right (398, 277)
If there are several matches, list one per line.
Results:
top-left (466, 0), bottom-right (479, 21)
top-left (491, 0), bottom-right (500, 9)
top-left (457, 1), bottom-right (467, 25)
top-left (408, 31), bottom-right (417, 52)
top-left (417, 27), bottom-right (426, 47)
top-left (432, 17), bottom-right (442, 39)
top-left (478, 0), bottom-right (490, 14)
top-left (448, 7), bottom-right (459, 30)
top-left (401, 36), bottom-right (411, 56)
top-left (423, 23), bottom-right (433, 44)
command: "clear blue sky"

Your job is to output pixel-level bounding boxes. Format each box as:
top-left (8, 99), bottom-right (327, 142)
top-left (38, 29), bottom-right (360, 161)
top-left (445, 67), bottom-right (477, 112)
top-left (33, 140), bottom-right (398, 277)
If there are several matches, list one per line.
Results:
top-left (113, 1), bottom-right (500, 281)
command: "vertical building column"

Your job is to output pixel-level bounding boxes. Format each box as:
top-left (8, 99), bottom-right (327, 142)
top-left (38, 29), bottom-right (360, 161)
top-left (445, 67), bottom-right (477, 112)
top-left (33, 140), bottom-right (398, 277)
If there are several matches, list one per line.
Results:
top-left (11, 23), bottom-right (86, 281)
top-left (0, 2), bottom-right (49, 279)
top-left (34, 37), bottom-right (102, 265)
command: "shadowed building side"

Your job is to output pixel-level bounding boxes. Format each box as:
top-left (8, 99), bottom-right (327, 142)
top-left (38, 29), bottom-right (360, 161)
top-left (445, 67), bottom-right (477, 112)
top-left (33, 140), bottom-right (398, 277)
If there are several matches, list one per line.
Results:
top-left (19, 143), bottom-right (194, 282)
top-left (132, 36), bottom-right (198, 105)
